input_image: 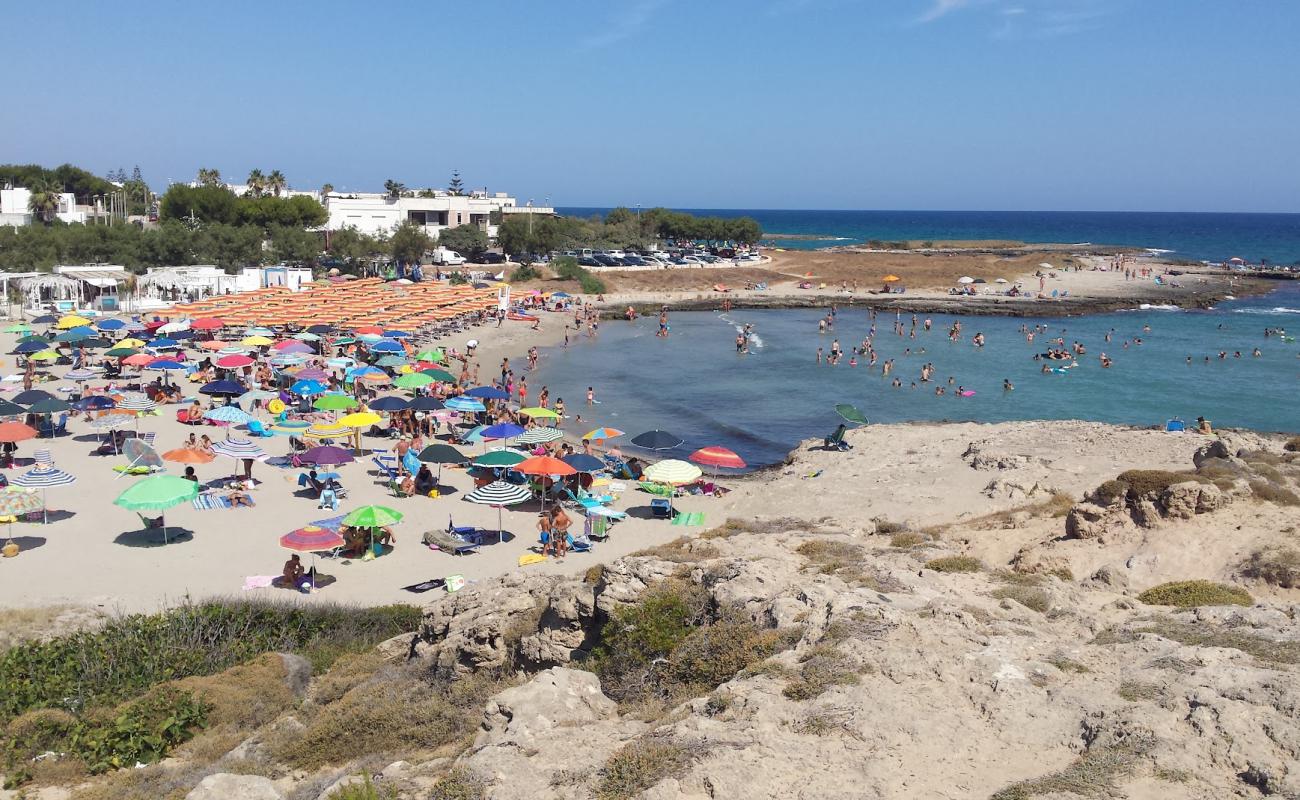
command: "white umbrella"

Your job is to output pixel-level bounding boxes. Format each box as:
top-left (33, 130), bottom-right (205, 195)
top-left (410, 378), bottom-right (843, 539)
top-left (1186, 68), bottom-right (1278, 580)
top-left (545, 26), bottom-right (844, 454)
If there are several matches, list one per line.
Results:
top-left (957, 276), bottom-right (975, 284)
top-left (995, 278), bottom-right (1009, 284)
top-left (157, 321), bottom-right (191, 335)
top-left (463, 480), bottom-right (533, 541)
top-left (13, 465), bottom-right (76, 524)
top-left (211, 437), bottom-right (268, 479)
top-left (516, 428), bottom-right (565, 445)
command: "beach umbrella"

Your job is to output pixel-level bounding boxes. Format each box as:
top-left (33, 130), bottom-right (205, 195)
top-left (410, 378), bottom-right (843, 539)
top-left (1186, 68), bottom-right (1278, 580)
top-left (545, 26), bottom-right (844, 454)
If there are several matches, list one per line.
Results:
top-left (382, 330), bottom-right (412, 339)
top-left (13, 465), bottom-right (76, 524)
top-left (27, 397), bottom-right (73, 415)
top-left (122, 353), bottom-right (154, 367)
top-left (643, 459), bottom-right (702, 485)
top-left (148, 359), bottom-right (187, 372)
top-left (314, 394), bottom-right (358, 412)
top-left (89, 414), bottom-right (131, 432)
top-left (104, 347), bottom-right (138, 358)
top-left (293, 332), bottom-right (321, 341)
top-left (291, 379), bottom-right (327, 396)
top-left (200, 380), bottom-right (246, 398)
top-left (516, 427), bottom-right (564, 445)
top-left (237, 389), bottom-right (279, 410)
top-left (0, 399), bottom-right (29, 417)
top-left (56, 315), bottom-right (91, 329)
top-left (64, 368), bottom-right (99, 382)
top-left (473, 450), bottom-right (527, 468)
top-left (121, 437), bottom-right (164, 473)
top-left (15, 335), bottom-right (47, 345)
top-left (517, 455), bottom-right (576, 477)
top-left (307, 324), bottom-right (335, 334)
top-left (269, 355), bottom-right (308, 369)
top-left (147, 337), bottom-right (180, 349)
top-left (689, 446), bottom-right (746, 470)
top-left (71, 396), bottom-right (115, 412)
top-left (281, 524), bottom-right (344, 553)
top-left (414, 348), bottom-right (445, 362)
top-left (881, 275), bottom-right (901, 283)
top-left (31, 315), bottom-right (57, 325)
top-left (14, 341), bottom-right (49, 355)
top-left (463, 481), bottom-right (532, 541)
top-left (118, 337), bottom-right (147, 348)
top-left (368, 340), bottom-right (403, 353)
top-left (326, 357), bottom-right (356, 369)
top-left (163, 448), bottom-right (215, 464)
top-left (241, 335), bottom-right (274, 347)
top-left (519, 407), bottom-right (561, 420)
top-left (303, 421), bottom-right (350, 440)
top-left (53, 330), bottom-right (91, 343)
top-left (211, 437), bottom-right (267, 460)
top-left (298, 445), bottom-right (354, 466)
top-left (420, 368), bottom-right (457, 384)
top-left (369, 396), bottom-right (409, 412)
top-left (552, 292), bottom-right (571, 299)
top-left (835, 404), bottom-right (869, 426)
top-left (408, 396), bottom-right (445, 411)
top-left (417, 444), bottom-right (466, 464)
top-left (393, 372), bottom-right (433, 389)
top-left (339, 411), bottom-right (381, 429)
top-left (204, 405), bottom-right (254, 426)
top-left (216, 354), bottom-right (255, 368)
top-left (355, 372), bottom-right (391, 386)
top-left (293, 367), bottom-right (331, 381)
top-left (0, 487), bottom-right (44, 543)
top-left (13, 390), bottom-right (53, 405)
top-left (482, 422), bottom-right (525, 440)
top-left (27, 351), bottom-right (59, 363)
top-left (342, 505), bottom-right (403, 528)
top-left (446, 396), bottom-right (486, 413)
top-left (113, 475), bottom-right (198, 544)
top-left (631, 430), bottom-right (683, 450)
top-left (3, 323), bottom-right (31, 333)
top-left (459, 425), bottom-right (489, 444)
top-left (465, 386), bottom-right (509, 400)
top-left (157, 321), bottom-right (190, 335)
top-left (94, 318), bottom-right (126, 331)
top-left (583, 427), bottom-right (624, 441)
top-left (562, 454), bottom-right (606, 473)
top-left (190, 318), bottom-right (225, 330)
top-left (116, 393), bottom-right (157, 413)
top-left (995, 278), bottom-right (1009, 284)
top-left (375, 355), bottom-right (408, 368)
top-left (277, 341), bottom-right (314, 355)
top-left (957, 276), bottom-right (975, 284)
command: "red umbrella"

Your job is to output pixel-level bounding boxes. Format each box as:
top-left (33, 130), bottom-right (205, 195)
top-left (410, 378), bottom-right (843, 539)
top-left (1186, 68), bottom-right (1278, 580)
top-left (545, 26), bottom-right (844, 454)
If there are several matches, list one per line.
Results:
top-left (689, 446), bottom-right (746, 470)
top-left (216, 354), bottom-right (255, 368)
top-left (190, 318), bottom-right (225, 330)
top-left (0, 421), bottom-right (38, 443)
top-left (280, 524), bottom-right (345, 552)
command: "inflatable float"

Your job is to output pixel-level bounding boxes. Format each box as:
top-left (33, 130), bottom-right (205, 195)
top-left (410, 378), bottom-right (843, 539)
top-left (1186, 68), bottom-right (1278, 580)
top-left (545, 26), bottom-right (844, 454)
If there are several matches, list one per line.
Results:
top-left (506, 312), bottom-right (539, 322)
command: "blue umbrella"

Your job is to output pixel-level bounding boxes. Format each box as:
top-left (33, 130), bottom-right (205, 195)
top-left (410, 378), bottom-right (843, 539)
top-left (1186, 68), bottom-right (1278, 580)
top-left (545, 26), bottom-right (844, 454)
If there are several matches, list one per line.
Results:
top-left (147, 337), bottom-right (179, 349)
top-left (54, 331), bottom-right (89, 343)
top-left (200, 380), bottom-right (246, 397)
top-left (459, 425), bottom-right (488, 443)
top-left (552, 291), bottom-right (572, 298)
top-left (408, 396), bottom-right (444, 411)
top-left (95, 319), bottom-right (126, 331)
top-left (562, 454), bottom-right (607, 473)
top-left (149, 360), bottom-right (188, 371)
top-left (465, 386), bottom-right (510, 400)
top-left (31, 315), bottom-right (57, 324)
top-left (376, 355), bottom-right (409, 367)
top-left (369, 396), bottom-right (410, 411)
top-left (69, 325), bottom-right (97, 337)
top-left (171, 330), bottom-right (196, 340)
top-left (72, 395), bottom-right (116, 411)
top-left (290, 379), bottom-right (326, 396)
top-left (482, 422), bottom-right (525, 440)
top-left (14, 341), bottom-right (49, 354)
top-left (346, 365), bottom-right (385, 379)
top-left (446, 396), bottom-right (486, 412)
top-left (368, 340), bottom-right (404, 353)
top-left (204, 405), bottom-right (254, 425)
top-left (383, 330), bottom-right (413, 339)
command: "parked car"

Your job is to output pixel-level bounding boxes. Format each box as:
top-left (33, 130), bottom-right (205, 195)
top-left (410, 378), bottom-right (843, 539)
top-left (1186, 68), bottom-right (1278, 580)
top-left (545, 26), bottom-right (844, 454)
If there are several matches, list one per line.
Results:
top-left (593, 254), bottom-right (621, 267)
top-left (579, 256), bottom-right (602, 268)
top-left (621, 255), bottom-right (647, 266)
top-left (475, 252), bottom-right (507, 265)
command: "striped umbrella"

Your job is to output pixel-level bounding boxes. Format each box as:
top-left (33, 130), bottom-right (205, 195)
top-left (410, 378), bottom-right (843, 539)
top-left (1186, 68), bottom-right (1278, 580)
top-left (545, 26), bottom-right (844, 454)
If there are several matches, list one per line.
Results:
top-left (582, 427), bottom-right (625, 441)
top-left (515, 427), bottom-right (564, 445)
top-left (281, 524), bottom-right (343, 551)
top-left (89, 414), bottom-right (132, 431)
top-left (445, 395), bottom-right (486, 413)
top-left (13, 465), bottom-right (77, 524)
top-left (116, 393), bottom-right (157, 412)
top-left (211, 438), bottom-right (268, 477)
top-left (64, 368), bottom-right (99, 382)
top-left (204, 405), bottom-right (254, 427)
top-left (0, 487), bottom-right (43, 541)
top-left (33, 448), bottom-right (52, 465)
top-left (643, 459), bottom-right (702, 485)
top-left (463, 480), bottom-right (533, 540)
top-left (689, 446), bottom-right (747, 470)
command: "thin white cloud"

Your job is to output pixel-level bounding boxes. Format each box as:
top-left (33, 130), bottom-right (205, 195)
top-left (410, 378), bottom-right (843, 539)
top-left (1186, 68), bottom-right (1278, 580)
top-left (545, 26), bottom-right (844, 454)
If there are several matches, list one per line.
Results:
top-left (917, 0), bottom-right (971, 23)
top-left (581, 0), bottom-right (668, 49)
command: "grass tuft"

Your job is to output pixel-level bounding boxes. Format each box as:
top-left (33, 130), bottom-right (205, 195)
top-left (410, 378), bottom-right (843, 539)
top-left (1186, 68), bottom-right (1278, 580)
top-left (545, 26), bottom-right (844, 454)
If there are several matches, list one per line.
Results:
top-left (925, 555), bottom-right (983, 573)
top-left (1240, 547), bottom-right (1300, 588)
top-left (595, 738), bottom-right (692, 800)
top-left (1137, 580), bottom-right (1252, 608)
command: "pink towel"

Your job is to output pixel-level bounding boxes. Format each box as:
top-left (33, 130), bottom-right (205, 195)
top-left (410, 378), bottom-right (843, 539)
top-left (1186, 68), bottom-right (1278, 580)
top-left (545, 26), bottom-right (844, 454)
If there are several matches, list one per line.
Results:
top-left (243, 575), bottom-right (276, 590)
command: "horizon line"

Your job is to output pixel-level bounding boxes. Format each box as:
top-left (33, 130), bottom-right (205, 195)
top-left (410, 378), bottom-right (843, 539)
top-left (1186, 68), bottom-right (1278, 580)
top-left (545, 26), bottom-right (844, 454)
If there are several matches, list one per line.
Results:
top-left (552, 205), bottom-right (1300, 216)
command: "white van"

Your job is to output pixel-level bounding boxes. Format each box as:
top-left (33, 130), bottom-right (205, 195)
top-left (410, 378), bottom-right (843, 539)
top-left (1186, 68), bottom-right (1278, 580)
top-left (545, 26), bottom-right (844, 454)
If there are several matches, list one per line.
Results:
top-left (431, 247), bottom-right (466, 266)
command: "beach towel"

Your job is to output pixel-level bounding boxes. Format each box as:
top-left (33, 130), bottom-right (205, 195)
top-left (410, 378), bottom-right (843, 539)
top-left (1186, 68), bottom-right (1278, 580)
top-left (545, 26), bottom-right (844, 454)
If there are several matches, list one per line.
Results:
top-left (192, 494), bottom-right (256, 510)
top-left (401, 578), bottom-right (447, 593)
top-left (243, 575), bottom-right (276, 590)
top-left (518, 553), bottom-right (548, 567)
top-left (671, 512), bottom-right (705, 526)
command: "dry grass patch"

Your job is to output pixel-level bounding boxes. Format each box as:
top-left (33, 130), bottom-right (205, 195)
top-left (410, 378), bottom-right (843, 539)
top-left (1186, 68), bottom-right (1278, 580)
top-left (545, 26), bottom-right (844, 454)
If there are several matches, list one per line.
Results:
top-left (992, 585), bottom-right (1052, 614)
top-left (1240, 547), bottom-right (1300, 588)
top-left (427, 768), bottom-right (487, 800)
top-left (790, 707), bottom-right (862, 739)
top-left (990, 733), bottom-right (1154, 800)
top-left (1249, 480), bottom-right (1300, 506)
top-left (1046, 653), bottom-right (1090, 674)
top-left (889, 531), bottom-right (928, 548)
top-left (1137, 580), bottom-right (1252, 608)
top-left (703, 516), bottom-right (809, 538)
top-left (1117, 680), bottom-right (1163, 702)
top-left (782, 643), bottom-right (862, 701)
top-left (925, 555), bottom-right (983, 573)
top-left (0, 605), bottom-right (100, 653)
top-left (595, 737), bottom-right (693, 800)
top-left (1137, 619), bottom-right (1300, 665)
top-left (633, 536), bottom-right (720, 563)
top-left (796, 539), bottom-right (899, 591)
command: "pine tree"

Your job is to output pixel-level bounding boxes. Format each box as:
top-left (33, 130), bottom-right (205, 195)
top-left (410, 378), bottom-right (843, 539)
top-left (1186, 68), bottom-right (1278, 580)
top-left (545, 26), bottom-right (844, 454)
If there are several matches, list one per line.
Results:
top-left (448, 170), bottom-right (464, 196)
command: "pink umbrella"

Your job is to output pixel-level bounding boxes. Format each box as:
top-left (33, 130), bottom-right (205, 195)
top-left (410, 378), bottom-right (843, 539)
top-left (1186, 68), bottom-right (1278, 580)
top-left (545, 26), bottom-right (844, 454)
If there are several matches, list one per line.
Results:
top-left (216, 354), bottom-right (255, 368)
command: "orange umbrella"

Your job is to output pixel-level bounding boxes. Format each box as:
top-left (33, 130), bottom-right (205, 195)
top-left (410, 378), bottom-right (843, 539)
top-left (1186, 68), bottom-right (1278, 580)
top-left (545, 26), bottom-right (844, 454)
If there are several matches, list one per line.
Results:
top-left (0, 421), bottom-right (38, 443)
top-left (163, 448), bottom-right (216, 464)
top-left (516, 456), bottom-right (576, 476)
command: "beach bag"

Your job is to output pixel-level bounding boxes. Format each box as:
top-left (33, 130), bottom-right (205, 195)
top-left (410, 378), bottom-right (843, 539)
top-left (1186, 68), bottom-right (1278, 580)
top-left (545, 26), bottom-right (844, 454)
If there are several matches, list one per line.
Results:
top-left (445, 574), bottom-right (466, 592)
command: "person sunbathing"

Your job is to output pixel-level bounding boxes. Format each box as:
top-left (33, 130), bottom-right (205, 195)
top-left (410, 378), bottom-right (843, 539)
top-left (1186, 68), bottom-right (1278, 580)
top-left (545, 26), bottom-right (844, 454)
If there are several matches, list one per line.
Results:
top-left (282, 554), bottom-right (308, 592)
top-left (228, 488), bottom-right (253, 507)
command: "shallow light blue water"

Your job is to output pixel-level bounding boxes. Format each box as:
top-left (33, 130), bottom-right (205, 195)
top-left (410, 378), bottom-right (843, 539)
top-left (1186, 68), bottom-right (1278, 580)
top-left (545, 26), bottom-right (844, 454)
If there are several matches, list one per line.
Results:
top-left (531, 285), bottom-right (1300, 468)
top-left (559, 208), bottom-right (1300, 265)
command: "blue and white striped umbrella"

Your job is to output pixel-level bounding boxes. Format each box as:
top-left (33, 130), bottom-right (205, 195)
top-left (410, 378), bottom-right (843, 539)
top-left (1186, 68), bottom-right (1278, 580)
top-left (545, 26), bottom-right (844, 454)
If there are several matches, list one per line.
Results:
top-left (464, 480), bottom-right (533, 539)
top-left (116, 393), bottom-right (157, 412)
top-left (204, 405), bottom-right (254, 425)
top-left (64, 368), bottom-right (99, 381)
top-left (446, 396), bottom-right (486, 412)
top-left (14, 466), bottom-right (76, 489)
top-left (211, 437), bottom-right (268, 461)
top-left (123, 321), bottom-right (147, 332)
top-left (33, 448), bottom-right (52, 465)
top-left (326, 357), bottom-right (356, 369)
top-left (244, 327), bottom-right (275, 337)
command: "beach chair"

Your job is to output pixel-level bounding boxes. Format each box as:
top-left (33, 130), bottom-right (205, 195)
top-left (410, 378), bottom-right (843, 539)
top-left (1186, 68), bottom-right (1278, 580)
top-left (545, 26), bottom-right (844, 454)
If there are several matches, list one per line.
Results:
top-left (422, 526), bottom-right (481, 556)
top-left (567, 533), bottom-right (593, 553)
top-left (137, 512), bottom-right (164, 529)
top-left (650, 498), bottom-right (673, 519)
top-left (371, 453), bottom-right (399, 483)
top-left (246, 419), bottom-right (272, 437)
top-left (388, 479), bottom-right (414, 498)
top-left (823, 424), bottom-right (852, 451)
top-left (1165, 418), bottom-right (1186, 432)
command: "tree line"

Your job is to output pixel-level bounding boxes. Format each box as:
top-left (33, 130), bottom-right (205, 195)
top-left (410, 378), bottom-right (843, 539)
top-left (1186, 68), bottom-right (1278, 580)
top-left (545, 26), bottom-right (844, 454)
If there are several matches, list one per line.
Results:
top-left (495, 207), bottom-right (762, 262)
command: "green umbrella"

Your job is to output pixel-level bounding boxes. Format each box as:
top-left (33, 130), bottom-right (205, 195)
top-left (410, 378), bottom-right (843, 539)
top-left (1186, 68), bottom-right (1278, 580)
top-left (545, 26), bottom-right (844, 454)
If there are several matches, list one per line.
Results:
top-left (342, 505), bottom-right (403, 528)
top-left (16, 335), bottom-right (46, 345)
top-left (113, 475), bottom-right (199, 544)
top-left (473, 450), bottom-right (526, 467)
top-left (415, 348), bottom-right (445, 363)
top-left (3, 324), bottom-right (31, 334)
top-left (313, 394), bottom-right (359, 411)
top-left (394, 373), bottom-right (433, 389)
top-left (835, 404), bottom-right (869, 425)
top-left (421, 368), bottom-right (457, 384)
top-left (105, 347), bottom-right (139, 358)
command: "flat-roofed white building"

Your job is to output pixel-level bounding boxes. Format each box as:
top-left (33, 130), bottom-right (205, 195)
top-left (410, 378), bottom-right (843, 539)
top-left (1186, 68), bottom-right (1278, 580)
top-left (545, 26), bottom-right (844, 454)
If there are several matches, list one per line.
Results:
top-left (1, 188), bottom-right (87, 226)
top-left (323, 190), bottom-right (552, 238)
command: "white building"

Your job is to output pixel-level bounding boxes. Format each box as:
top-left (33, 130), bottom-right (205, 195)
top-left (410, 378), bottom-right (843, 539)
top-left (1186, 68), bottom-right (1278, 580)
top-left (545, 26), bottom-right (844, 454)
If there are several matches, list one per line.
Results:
top-left (323, 190), bottom-right (553, 239)
top-left (1, 187), bottom-right (88, 226)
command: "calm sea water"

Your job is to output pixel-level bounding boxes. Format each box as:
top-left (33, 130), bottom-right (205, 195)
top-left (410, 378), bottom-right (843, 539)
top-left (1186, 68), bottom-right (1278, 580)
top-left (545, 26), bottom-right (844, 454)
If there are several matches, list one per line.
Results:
top-left (532, 283), bottom-right (1300, 468)
top-left (559, 208), bottom-right (1300, 266)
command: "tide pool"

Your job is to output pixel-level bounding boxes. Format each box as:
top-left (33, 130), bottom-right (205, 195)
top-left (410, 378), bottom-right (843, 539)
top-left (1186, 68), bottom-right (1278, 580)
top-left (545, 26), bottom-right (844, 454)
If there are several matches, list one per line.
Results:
top-left (531, 285), bottom-right (1299, 468)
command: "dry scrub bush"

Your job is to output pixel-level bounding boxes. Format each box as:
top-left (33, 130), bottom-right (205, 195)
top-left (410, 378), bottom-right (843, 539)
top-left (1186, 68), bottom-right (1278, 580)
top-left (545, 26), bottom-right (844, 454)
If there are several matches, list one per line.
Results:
top-left (992, 586), bottom-right (1052, 614)
top-left (1137, 580), bottom-right (1253, 608)
top-left (1124, 619), bottom-right (1300, 666)
top-left (633, 536), bottom-right (720, 563)
top-left (595, 738), bottom-right (692, 800)
top-left (427, 768), bottom-right (487, 800)
top-left (1241, 547), bottom-right (1300, 588)
top-left (782, 643), bottom-right (861, 701)
top-left (889, 531), bottom-right (928, 548)
top-left (1117, 680), bottom-right (1163, 702)
top-left (1285, 436), bottom-right (1300, 452)
top-left (1249, 480), bottom-right (1300, 506)
top-left (990, 732), bottom-right (1154, 800)
top-left (924, 555), bottom-right (983, 573)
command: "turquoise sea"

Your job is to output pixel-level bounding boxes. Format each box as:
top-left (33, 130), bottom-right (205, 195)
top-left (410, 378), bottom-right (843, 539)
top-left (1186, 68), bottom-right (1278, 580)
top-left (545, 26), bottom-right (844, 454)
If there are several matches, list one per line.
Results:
top-left (559, 208), bottom-right (1300, 266)
top-left (531, 283), bottom-right (1300, 468)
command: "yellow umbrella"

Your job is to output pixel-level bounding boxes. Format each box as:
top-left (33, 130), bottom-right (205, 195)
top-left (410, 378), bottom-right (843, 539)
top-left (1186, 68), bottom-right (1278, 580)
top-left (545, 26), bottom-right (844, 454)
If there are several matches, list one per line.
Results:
top-left (882, 275), bottom-right (901, 283)
top-left (56, 315), bottom-right (91, 329)
top-left (520, 407), bottom-right (560, 419)
top-left (339, 412), bottom-right (381, 428)
top-left (304, 422), bottom-right (349, 439)
top-left (118, 338), bottom-right (147, 348)
top-left (241, 335), bottom-right (274, 346)
top-left (27, 351), bottom-right (60, 362)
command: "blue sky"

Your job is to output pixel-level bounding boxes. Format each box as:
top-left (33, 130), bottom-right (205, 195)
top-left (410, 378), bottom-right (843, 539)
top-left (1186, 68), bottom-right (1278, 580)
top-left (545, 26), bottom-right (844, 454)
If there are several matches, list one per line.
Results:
top-left (6, 1), bottom-right (1298, 212)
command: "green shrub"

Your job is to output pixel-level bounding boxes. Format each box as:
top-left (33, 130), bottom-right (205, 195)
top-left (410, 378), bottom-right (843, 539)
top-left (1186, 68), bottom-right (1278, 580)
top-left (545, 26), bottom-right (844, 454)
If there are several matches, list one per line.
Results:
top-left (782, 644), bottom-right (860, 701)
top-left (1241, 547), bottom-right (1300, 588)
top-left (1115, 469), bottom-right (1190, 498)
top-left (428, 768), bottom-right (487, 800)
top-left (889, 532), bottom-right (927, 548)
top-left (509, 265), bottom-right (540, 282)
top-left (595, 738), bottom-right (691, 800)
top-left (0, 600), bottom-right (420, 723)
top-left (552, 256), bottom-right (607, 294)
top-left (1137, 580), bottom-right (1252, 608)
top-left (1136, 619), bottom-right (1300, 665)
top-left (924, 555), bottom-right (983, 573)
top-left (330, 775), bottom-right (399, 800)
top-left (1090, 479), bottom-right (1128, 504)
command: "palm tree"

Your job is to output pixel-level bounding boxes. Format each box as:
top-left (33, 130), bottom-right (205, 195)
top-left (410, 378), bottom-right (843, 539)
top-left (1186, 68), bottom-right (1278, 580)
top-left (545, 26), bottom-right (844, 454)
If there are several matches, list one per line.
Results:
top-left (383, 179), bottom-right (406, 199)
top-left (26, 179), bottom-right (62, 223)
top-left (320, 183), bottom-right (334, 196)
top-left (266, 170), bottom-right (287, 197)
top-left (246, 169), bottom-right (266, 198)
top-left (196, 167), bottom-right (222, 187)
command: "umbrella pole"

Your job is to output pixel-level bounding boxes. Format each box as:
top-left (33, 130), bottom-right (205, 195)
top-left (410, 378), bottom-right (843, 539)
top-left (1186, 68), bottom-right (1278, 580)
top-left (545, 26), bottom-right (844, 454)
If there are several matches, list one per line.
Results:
top-left (42, 488), bottom-right (47, 525)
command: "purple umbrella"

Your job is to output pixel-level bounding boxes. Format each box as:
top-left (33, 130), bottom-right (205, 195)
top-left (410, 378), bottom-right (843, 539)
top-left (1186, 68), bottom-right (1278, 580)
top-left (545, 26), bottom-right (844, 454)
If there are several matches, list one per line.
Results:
top-left (294, 367), bottom-right (331, 381)
top-left (278, 341), bottom-right (314, 355)
top-left (298, 445), bottom-right (354, 466)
